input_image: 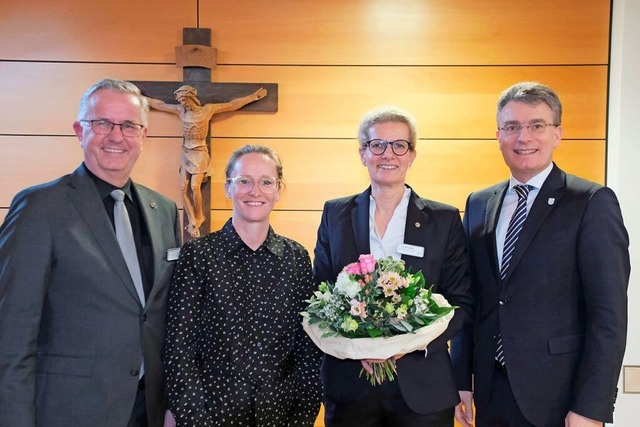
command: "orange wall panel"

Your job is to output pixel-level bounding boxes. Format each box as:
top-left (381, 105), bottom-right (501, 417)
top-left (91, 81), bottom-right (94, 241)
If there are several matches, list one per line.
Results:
top-left (0, 2), bottom-right (612, 425)
top-left (204, 138), bottom-right (605, 213)
top-left (0, 63), bottom-right (607, 140)
top-left (200, 0), bottom-right (610, 65)
top-left (0, 0), bottom-right (195, 62)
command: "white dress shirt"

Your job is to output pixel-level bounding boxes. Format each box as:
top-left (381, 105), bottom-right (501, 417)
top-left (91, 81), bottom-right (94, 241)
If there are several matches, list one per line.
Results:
top-left (369, 187), bottom-right (411, 260)
top-left (496, 163), bottom-right (553, 270)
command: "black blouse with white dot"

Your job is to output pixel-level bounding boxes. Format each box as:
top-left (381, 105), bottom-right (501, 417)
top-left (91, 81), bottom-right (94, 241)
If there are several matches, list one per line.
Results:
top-left (165, 219), bottom-right (322, 426)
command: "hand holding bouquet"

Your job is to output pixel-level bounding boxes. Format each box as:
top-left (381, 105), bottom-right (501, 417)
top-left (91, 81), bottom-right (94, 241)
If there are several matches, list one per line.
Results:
top-left (301, 254), bottom-right (456, 385)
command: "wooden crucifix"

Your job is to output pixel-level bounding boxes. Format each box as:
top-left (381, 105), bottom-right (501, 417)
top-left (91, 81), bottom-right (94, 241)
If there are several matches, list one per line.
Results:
top-left (131, 28), bottom-right (278, 241)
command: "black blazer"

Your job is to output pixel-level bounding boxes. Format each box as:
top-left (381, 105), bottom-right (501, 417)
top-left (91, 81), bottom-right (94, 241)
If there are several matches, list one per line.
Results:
top-left (0, 164), bottom-right (182, 427)
top-left (313, 186), bottom-right (473, 414)
top-left (451, 164), bottom-right (630, 426)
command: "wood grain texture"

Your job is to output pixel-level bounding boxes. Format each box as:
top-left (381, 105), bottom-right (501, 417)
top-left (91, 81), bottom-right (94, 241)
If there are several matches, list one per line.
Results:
top-left (1, 1), bottom-right (609, 66)
top-left (200, 0), bottom-right (610, 65)
top-left (0, 134), bottom-right (605, 211)
top-left (0, 1), bottom-right (612, 424)
top-left (0, 0), bottom-right (195, 62)
top-left (0, 63), bottom-right (607, 140)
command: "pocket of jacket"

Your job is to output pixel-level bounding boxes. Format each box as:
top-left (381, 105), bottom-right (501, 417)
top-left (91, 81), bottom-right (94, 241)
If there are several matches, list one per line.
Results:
top-left (547, 334), bottom-right (584, 355)
top-left (36, 353), bottom-right (95, 377)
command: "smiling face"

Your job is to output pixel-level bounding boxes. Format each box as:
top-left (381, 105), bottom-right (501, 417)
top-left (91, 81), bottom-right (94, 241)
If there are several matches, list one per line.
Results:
top-left (73, 89), bottom-right (147, 187)
top-left (225, 152), bottom-right (281, 227)
top-left (360, 121), bottom-right (416, 188)
top-left (497, 100), bottom-right (562, 183)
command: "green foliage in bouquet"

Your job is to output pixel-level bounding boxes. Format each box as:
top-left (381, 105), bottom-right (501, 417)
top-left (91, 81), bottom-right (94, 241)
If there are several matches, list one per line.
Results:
top-left (302, 255), bottom-right (456, 339)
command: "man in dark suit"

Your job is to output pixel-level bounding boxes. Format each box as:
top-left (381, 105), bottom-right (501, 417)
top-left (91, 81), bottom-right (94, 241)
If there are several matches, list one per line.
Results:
top-left (314, 106), bottom-right (474, 426)
top-left (0, 78), bottom-right (182, 427)
top-left (451, 82), bottom-right (630, 427)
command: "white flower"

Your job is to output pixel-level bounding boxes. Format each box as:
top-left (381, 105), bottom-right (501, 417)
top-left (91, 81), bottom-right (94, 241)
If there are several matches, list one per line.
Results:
top-left (334, 271), bottom-right (361, 298)
top-left (413, 289), bottom-right (431, 314)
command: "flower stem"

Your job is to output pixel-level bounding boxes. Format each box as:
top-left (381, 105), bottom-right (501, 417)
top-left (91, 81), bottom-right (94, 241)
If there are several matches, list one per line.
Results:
top-left (359, 359), bottom-right (398, 386)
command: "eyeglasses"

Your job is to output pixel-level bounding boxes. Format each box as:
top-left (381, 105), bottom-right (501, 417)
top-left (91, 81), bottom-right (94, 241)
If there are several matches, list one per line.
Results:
top-left (81, 119), bottom-right (145, 137)
top-left (227, 175), bottom-right (280, 194)
top-left (498, 122), bottom-right (559, 136)
top-left (365, 139), bottom-right (412, 156)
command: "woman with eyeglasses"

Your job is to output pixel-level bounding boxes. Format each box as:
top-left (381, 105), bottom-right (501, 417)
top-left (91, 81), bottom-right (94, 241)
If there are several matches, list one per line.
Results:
top-left (313, 106), bottom-right (474, 426)
top-left (164, 144), bottom-right (322, 426)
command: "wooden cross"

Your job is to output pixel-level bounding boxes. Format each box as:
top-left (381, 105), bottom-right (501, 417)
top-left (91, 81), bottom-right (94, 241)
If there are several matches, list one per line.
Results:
top-left (131, 28), bottom-right (278, 241)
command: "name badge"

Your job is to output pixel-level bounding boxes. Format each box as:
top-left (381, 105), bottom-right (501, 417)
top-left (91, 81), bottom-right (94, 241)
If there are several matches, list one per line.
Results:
top-left (166, 247), bottom-right (181, 261)
top-left (396, 243), bottom-right (424, 258)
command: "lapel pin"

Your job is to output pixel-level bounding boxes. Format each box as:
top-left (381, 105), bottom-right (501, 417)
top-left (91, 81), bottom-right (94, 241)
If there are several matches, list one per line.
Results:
top-left (415, 222), bottom-right (421, 228)
top-left (150, 202), bottom-right (157, 209)
top-left (547, 198), bottom-right (555, 206)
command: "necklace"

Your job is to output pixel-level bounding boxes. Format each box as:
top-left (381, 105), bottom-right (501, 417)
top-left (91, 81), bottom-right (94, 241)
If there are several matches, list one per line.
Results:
top-left (372, 217), bottom-right (387, 257)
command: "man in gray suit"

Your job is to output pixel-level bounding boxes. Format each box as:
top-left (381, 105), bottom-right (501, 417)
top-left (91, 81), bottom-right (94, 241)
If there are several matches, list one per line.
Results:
top-left (451, 82), bottom-right (630, 427)
top-left (0, 78), bottom-right (182, 426)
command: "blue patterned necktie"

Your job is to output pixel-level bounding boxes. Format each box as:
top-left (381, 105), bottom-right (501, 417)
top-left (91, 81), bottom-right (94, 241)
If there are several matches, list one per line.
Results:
top-left (496, 184), bottom-right (532, 367)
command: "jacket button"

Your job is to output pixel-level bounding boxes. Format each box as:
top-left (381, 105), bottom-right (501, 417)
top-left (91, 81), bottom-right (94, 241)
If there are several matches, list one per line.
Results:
top-left (141, 314), bottom-right (147, 321)
top-left (130, 369), bottom-right (139, 377)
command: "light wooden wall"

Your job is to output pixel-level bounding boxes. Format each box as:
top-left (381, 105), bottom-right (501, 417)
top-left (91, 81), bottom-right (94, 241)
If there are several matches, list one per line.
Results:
top-left (0, 0), bottom-right (611, 425)
top-left (0, 0), bottom-right (610, 253)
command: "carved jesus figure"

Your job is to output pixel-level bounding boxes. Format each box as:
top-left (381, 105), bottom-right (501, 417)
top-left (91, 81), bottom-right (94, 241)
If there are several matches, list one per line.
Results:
top-left (146, 85), bottom-right (267, 237)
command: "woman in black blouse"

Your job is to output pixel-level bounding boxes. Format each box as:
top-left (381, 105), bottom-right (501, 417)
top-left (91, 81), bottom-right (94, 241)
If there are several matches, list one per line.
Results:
top-left (165, 144), bottom-right (322, 426)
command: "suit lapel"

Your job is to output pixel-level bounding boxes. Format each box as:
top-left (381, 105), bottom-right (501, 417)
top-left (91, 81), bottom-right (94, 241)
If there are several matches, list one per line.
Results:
top-left (402, 191), bottom-right (430, 254)
top-left (351, 189), bottom-right (371, 256)
top-left (486, 183), bottom-right (507, 283)
top-left (65, 166), bottom-right (141, 304)
top-left (502, 165), bottom-right (565, 283)
top-left (134, 184), bottom-right (164, 308)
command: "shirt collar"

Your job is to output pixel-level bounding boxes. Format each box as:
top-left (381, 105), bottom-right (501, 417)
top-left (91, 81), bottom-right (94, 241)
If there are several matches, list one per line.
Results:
top-left (508, 162), bottom-right (553, 191)
top-left (84, 163), bottom-right (133, 201)
top-left (219, 219), bottom-right (285, 258)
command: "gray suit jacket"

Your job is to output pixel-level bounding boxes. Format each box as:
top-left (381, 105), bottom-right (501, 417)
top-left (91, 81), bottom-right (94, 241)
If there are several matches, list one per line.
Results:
top-left (0, 164), bottom-right (181, 427)
top-left (450, 164), bottom-right (630, 426)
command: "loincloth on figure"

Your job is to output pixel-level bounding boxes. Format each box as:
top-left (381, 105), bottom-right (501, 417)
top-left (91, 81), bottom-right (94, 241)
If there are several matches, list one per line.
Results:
top-left (180, 146), bottom-right (212, 177)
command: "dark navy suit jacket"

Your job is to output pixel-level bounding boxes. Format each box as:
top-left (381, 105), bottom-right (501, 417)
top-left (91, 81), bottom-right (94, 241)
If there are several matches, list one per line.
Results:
top-left (451, 164), bottom-right (630, 426)
top-left (313, 186), bottom-right (473, 415)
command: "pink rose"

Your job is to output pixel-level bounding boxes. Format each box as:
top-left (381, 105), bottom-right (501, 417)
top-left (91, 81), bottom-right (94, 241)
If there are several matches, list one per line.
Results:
top-left (344, 262), bottom-right (362, 275)
top-left (358, 254), bottom-right (376, 274)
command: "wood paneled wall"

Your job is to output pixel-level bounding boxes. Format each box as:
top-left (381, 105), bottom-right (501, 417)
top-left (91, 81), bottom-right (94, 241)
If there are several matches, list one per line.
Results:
top-left (0, 0), bottom-right (611, 424)
top-left (0, 1), bottom-right (610, 250)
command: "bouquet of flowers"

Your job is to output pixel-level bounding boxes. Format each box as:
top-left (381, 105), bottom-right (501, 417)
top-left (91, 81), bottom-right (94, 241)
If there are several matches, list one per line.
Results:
top-left (301, 254), bottom-right (456, 385)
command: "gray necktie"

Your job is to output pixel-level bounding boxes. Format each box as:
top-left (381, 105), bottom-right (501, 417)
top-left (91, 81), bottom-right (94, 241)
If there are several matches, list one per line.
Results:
top-left (110, 190), bottom-right (146, 307)
top-left (496, 184), bottom-right (532, 367)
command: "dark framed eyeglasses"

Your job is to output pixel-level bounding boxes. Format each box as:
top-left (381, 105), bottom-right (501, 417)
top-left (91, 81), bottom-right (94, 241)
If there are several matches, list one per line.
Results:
top-left (81, 119), bottom-right (145, 137)
top-left (365, 139), bottom-right (412, 156)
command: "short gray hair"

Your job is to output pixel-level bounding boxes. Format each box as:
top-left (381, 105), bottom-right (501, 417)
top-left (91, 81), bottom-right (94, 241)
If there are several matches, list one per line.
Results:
top-left (357, 106), bottom-right (417, 151)
top-left (496, 82), bottom-right (562, 126)
top-left (77, 78), bottom-right (149, 126)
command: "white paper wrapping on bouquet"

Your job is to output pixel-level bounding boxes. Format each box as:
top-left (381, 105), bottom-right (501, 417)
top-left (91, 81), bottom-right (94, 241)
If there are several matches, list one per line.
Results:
top-left (302, 293), bottom-right (455, 360)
